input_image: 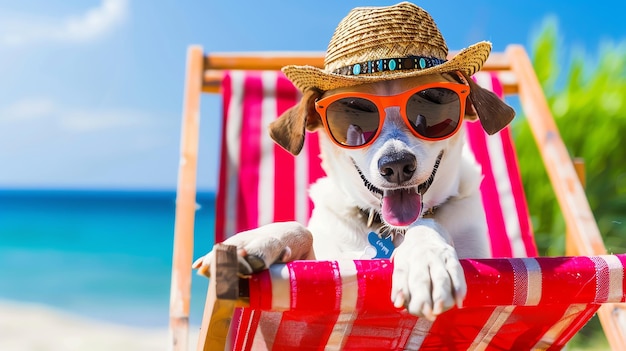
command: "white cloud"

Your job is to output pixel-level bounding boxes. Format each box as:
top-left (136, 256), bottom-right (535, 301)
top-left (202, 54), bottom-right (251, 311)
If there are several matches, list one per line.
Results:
top-left (0, 0), bottom-right (128, 46)
top-left (0, 96), bottom-right (153, 133)
top-left (0, 97), bottom-right (55, 122)
top-left (59, 108), bottom-right (152, 132)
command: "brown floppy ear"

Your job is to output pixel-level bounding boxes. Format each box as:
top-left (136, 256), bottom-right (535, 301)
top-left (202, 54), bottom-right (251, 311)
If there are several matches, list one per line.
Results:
top-left (462, 72), bottom-right (515, 135)
top-left (269, 88), bottom-right (323, 155)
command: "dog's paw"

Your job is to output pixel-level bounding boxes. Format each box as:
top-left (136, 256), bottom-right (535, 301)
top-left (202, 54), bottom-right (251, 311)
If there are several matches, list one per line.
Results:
top-left (390, 223), bottom-right (466, 321)
top-left (192, 221), bottom-right (315, 278)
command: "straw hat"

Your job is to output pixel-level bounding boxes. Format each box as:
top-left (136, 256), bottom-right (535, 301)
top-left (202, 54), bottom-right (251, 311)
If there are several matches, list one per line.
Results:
top-left (282, 2), bottom-right (491, 92)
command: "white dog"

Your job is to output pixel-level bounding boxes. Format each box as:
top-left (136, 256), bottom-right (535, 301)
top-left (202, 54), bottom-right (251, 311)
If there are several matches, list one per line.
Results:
top-left (194, 2), bottom-right (514, 321)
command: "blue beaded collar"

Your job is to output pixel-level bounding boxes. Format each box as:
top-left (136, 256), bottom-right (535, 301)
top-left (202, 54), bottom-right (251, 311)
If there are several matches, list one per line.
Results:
top-left (332, 56), bottom-right (447, 76)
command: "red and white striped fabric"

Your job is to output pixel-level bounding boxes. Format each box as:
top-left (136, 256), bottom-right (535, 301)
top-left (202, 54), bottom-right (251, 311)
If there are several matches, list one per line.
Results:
top-left (215, 70), bottom-right (536, 258)
top-left (215, 70), bottom-right (324, 243)
top-left (212, 70), bottom-right (609, 350)
top-left (230, 254), bottom-right (626, 350)
top-left (466, 72), bottom-right (537, 258)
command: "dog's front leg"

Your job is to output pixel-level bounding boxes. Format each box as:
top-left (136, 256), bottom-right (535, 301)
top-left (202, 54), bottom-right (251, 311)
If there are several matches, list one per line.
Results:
top-left (390, 219), bottom-right (466, 321)
top-left (193, 221), bottom-right (315, 277)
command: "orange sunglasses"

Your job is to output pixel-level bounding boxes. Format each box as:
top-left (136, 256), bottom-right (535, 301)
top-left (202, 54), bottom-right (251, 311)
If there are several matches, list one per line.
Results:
top-left (314, 75), bottom-right (470, 149)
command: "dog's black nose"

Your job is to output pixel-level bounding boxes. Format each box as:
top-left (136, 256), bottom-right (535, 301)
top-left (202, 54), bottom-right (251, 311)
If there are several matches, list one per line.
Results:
top-left (378, 151), bottom-right (417, 184)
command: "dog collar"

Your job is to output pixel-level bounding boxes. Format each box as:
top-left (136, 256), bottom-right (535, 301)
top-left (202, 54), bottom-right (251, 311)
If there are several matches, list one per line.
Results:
top-left (360, 205), bottom-right (439, 259)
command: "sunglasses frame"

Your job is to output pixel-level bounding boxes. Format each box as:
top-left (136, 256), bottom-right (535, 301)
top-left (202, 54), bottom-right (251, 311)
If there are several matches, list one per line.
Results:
top-left (314, 73), bottom-right (470, 149)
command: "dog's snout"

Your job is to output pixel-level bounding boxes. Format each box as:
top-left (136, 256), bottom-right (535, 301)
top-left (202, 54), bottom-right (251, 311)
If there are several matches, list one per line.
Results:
top-left (378, 151), bottom-right (417, 184)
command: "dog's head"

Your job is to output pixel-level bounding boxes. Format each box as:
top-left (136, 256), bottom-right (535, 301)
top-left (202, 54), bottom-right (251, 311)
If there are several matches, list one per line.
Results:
top-left (270, 72), bottom-right (514, 228)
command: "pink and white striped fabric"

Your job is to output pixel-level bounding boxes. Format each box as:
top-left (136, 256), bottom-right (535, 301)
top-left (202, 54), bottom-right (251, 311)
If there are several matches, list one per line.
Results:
top-left (466, 72), bottom-right (537, 258)
top-left (230, 254), bottom-right (626, 350)
top-left (215, 70), bottom-right (324, 243)
top-left (215, 70), bottom-right (536, 258)
top-left (212, 70), bottom-right (613, 350)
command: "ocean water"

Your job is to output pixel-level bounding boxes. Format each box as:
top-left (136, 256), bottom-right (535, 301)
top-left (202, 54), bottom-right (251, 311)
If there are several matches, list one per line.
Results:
top-left (0, 189), bottom-right (215, 327)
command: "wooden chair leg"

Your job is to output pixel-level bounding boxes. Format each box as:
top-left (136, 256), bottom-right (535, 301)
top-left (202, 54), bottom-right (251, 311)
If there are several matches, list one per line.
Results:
top-left (197, 245), bottom-right (240, 351)
top-left (169, 45), bottom-right (205, 351)
top-left (565, 158), bottom-right (585, 256)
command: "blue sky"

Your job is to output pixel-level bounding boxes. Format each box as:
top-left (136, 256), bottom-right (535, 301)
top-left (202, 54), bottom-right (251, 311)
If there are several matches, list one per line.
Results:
top-left (0, 0), bottom-right (623, 191)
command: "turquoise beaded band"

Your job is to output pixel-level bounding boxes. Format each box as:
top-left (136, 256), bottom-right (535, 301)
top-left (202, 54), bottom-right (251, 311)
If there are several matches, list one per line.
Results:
top-left (333, 56), bottom-right (447, 76)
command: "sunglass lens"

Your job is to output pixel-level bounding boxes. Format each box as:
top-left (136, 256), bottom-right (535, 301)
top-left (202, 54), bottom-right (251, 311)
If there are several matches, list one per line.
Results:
top-left (326, 97), bottom-right (379, 147)
top-left (406, 88), bottom-right (461, 139)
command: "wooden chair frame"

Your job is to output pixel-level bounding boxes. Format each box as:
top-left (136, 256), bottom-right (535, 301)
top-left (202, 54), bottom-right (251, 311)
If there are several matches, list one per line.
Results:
top-left (168, 44), bottom-right (626, 350)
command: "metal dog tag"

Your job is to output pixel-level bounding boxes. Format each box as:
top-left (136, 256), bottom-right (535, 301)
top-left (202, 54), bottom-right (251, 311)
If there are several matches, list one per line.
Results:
top-left (367, 231), bottom-right (395, 259)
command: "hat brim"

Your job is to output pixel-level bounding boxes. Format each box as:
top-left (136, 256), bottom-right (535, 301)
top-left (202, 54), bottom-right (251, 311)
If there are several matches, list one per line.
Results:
top-left (282, 41), bottom-right (492, 92)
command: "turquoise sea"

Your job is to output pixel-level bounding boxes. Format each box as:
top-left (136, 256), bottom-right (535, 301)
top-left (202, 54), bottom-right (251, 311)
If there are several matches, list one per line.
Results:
top-left (0, 189), bottom-right (215, 327)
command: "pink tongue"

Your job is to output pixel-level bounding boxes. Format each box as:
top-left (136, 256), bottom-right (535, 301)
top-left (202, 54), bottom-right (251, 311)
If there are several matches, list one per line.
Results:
top-left (381, 189), bottom-right (422, 227)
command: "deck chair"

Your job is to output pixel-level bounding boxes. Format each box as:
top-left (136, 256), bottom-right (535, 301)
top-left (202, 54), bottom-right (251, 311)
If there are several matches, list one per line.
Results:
top-left (169, 45), bottom-right (626, 350)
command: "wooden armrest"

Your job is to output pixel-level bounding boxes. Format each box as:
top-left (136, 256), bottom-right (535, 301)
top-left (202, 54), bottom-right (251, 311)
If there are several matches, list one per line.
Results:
top-left (197, 244), bottom-right (249, 351)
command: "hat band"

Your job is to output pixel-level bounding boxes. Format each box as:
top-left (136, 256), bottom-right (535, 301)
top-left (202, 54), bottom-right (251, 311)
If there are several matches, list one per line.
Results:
top-left (332, 56), bottom-right (447, 76)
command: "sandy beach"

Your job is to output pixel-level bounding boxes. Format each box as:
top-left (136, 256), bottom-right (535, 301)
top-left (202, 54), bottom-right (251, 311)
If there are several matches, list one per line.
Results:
top-left (0, 300), bottom-right (199, 351)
